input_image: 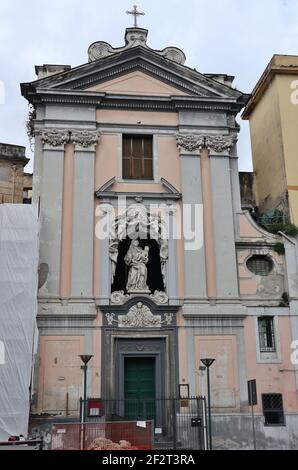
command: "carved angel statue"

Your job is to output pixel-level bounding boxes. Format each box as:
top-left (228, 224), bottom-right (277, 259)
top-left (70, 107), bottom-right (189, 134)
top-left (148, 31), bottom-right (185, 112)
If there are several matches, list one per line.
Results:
top-left (124, 240), bottom-right (150, 291)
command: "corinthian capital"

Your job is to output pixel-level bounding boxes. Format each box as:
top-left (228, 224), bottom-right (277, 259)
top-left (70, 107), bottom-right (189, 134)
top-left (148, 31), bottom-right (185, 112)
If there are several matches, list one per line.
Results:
top-left (41, 128), bottom-right (70, 147)
top-left (176, 134), bottom-right (205, 153)
top-left (176, 133), bottom-right (237, 154)
top-left (71, 130), bottom-right (101, 149)
top-left (204, 134), bottom-right (237, 153)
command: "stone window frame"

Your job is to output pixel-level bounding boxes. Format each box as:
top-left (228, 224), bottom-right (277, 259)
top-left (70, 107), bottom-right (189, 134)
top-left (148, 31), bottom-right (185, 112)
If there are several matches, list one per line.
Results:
top-left (254, 315), bottom-right (281, 364)
top-left (117, 131), bottom-right (159, 183)
top-left (246, 254), bottom-right (274, 277)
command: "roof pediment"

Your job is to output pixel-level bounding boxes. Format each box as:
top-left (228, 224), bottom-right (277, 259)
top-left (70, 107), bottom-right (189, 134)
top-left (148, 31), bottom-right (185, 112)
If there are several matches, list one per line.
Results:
top-left (86, 70), bottom-right (190, 96)
top-left (21, 45), bottom-right (247, 105)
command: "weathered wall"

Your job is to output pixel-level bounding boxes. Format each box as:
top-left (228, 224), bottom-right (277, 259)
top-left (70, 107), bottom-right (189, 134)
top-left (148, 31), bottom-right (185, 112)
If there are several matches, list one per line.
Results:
top-left (248, 77), bottom-right (287, 215)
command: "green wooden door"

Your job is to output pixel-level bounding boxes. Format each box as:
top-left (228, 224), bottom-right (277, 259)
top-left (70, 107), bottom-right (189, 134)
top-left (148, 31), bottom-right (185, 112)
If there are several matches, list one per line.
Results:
top-left (124, 357), bottom-right (155, 420)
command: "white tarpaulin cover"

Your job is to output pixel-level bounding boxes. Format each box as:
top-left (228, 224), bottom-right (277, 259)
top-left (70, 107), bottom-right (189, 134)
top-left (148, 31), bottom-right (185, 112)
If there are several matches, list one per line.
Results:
top-left (0, 204), bottom-right (39, 439)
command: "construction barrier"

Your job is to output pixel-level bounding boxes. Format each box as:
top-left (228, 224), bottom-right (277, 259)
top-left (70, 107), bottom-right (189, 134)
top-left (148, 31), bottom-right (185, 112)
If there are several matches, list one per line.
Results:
top-left (51, 421), bottom-right (153, 450)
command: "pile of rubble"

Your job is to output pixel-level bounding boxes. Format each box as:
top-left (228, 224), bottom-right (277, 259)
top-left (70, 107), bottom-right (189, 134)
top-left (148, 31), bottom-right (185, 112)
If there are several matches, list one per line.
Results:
top-left (88, 437), bottom-right (138, 450)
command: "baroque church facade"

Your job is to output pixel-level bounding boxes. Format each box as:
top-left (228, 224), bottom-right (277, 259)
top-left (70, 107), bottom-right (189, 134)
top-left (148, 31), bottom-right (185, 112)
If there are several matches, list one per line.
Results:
top-left (22, 23), bottom-right (298, 448)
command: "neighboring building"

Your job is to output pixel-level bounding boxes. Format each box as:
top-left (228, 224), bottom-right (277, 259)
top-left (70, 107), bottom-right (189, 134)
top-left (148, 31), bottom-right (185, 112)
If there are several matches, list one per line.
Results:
top-left (0, 143), bottom-right (32, 204)
top-left (21, 22), bottom-right (298, 449)
top-left (242, 54), bottom-right (298, 225)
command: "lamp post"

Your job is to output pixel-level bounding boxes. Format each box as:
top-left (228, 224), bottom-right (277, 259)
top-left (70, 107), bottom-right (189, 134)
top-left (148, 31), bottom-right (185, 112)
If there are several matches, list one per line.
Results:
top-left (79, 355), bottom-right (93, 423)
top-left (201, 358), bottom-right (215, 450)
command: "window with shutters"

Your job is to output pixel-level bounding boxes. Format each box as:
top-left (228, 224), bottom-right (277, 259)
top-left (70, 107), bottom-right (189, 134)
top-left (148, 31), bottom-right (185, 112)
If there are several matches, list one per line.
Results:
top-left (123, 135), bottom-right (153, 180)
top-left (262, 394), bottom-right (285, 426)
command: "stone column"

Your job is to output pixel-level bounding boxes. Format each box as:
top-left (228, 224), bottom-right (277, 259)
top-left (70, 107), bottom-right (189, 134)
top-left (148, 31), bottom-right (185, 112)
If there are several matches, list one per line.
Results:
top-left (206, 134), bottom-right (239, 299)
top-left (40, 129), bottom-right (70, 295)
top-left (167, 206), bottom-right (179, 305)
top-left (200, 146), bottom-right (217, 300)
top-left (71, 130), bottom-right (101, 298)
top-left (60, 142), bottom-right (75, 299)
top-left (176, 135), bottom-right (206, 299)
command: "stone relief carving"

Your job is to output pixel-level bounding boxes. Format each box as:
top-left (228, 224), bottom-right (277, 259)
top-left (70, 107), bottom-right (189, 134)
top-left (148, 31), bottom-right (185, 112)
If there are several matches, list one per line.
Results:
top-left (110, 291), bottom-right (129, 305)
top-left (41, 129), bottom-right (70, 147)
top-left (119, 303), bottom-right (161, 328)
top-left (40, 128), bottom-right (101, 148)
top-left (110, 290), bottom-right (169, 306)
top-left (176, 133), bottom-right (238, 154)
top-left (161, 47), bottom-right (186, 65)
top-left (105, 302), bottom-right (174, 328)
top-left (88, 28), bottom-right (186, 65)
top-left (150, 291), bottom-right (169, 305)
top-left (88, 42), bottom-right (114, 61)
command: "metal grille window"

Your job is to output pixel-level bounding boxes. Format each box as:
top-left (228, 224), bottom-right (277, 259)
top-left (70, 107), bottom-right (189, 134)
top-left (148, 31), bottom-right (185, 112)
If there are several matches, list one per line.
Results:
top-left (258, 316), bottom-right (276, 353)
top-left (262, 394), bottom-right (285, 426)
top-left (123, 135), bottom-right (153, 180)
top-left (246, 255), bottom-right (273, 276)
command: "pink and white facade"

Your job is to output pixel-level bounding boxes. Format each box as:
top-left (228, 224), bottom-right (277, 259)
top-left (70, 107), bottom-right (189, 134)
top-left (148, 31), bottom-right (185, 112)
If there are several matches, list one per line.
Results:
top-left (21, 26), bottom-right (298, 449)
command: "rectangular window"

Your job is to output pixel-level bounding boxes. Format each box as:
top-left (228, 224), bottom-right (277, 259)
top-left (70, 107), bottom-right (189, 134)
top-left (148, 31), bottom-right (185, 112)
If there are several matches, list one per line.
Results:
top-left (123, 135), bottom-right (153, 180)
top-left (258, 316), bottom-right (276, 353)
top-left (262, 394), bottom-right (285, 426)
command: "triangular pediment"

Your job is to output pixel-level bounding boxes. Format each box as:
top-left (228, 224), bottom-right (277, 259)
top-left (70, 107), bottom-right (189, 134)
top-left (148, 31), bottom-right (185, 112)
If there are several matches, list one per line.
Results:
top-left (87, 71), bottom-right (190, 96)
top-left (21, 46), bottom-right (247, 104)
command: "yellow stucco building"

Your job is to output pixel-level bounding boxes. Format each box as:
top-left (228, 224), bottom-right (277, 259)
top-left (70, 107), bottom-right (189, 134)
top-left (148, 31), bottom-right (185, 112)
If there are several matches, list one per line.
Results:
top-left (243, 54), bottom-right (298, 225)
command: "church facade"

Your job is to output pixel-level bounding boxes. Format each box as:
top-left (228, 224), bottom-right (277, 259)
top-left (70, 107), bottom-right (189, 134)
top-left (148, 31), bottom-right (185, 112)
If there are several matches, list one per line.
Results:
top-left (22, 25), bottom-right (298, 449)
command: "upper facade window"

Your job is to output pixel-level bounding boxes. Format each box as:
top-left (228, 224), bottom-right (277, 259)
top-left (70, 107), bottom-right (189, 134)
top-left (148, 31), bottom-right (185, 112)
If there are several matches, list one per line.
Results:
top-left (246, 255), bottom-right (273, 276)
top-left (123, 135), bottom-right (153, 180)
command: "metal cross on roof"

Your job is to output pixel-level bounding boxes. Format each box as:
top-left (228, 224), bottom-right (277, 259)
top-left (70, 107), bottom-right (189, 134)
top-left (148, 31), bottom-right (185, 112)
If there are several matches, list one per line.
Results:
top-left (126, 5), bottom-right (145, 28)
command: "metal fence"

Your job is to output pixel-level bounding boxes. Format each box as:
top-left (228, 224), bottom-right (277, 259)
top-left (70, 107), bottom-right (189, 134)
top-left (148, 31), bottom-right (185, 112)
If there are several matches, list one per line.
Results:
top-left (51, 421), bottom-right (153, 450)
top-left (79, 397), bottom-right (207, 450)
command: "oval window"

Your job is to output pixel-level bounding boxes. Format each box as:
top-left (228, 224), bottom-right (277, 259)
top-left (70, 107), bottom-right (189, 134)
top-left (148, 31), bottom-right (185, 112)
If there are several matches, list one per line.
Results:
top-left (246, 255), bottom-right (273, 276)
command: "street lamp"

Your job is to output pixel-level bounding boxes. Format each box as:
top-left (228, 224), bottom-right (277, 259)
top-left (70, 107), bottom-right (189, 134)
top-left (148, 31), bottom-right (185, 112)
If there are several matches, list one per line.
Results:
top-left (201, 358), bottom-right (215, 450)
top-left (79, 355), bottom-right (93, 423)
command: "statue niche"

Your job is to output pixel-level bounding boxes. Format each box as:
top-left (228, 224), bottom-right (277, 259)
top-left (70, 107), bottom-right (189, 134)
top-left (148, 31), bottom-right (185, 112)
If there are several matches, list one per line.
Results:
top-left (109, 205), bottom-right (168, 297)
top-left (112, 238), bottom-right (164, 295)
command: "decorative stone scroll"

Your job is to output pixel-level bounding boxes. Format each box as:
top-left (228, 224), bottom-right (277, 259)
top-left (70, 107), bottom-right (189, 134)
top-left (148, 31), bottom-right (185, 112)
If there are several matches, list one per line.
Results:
top-left (105, 302), bottom-right (173, 328)
top-left (88, 27), bottom-right (186, 65)
top-left (110, 290), bottom-right (169, 306)
top-left (40, 128), bottom-right (101, 149)
top-left (176, 133), bottom-right (238, 154)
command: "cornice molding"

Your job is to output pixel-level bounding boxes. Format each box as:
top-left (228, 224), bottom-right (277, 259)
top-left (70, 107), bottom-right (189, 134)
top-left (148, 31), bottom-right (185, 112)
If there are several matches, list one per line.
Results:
top-left (176, 133), bottom-right (238, 154)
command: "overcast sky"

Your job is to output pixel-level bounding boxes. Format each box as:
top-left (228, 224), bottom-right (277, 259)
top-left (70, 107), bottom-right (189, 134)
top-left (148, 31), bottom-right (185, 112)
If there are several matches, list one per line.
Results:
top-left (1, 0), bottom-right (298, 172)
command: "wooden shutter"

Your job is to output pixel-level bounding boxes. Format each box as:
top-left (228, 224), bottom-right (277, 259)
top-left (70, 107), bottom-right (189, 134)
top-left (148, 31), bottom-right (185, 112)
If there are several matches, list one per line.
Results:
top-left (123, 135), bottom-right (153, 179)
